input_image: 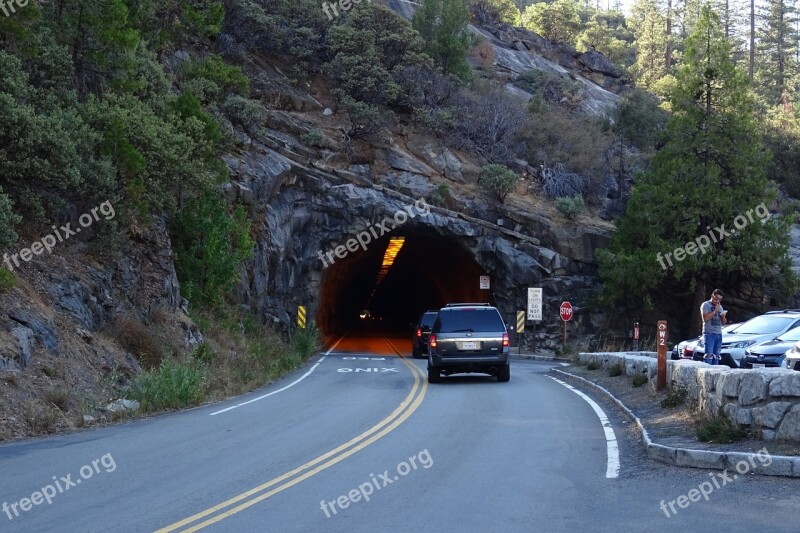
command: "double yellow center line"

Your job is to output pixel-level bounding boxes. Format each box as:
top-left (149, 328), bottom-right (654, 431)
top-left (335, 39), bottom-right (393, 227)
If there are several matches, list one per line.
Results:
top-left (156, 342), bottom-right (427, 532)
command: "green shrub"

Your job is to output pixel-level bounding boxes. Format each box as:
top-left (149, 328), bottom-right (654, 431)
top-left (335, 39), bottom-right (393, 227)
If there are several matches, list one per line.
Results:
top-left (301, 128), bottom-right (326, 148)
top-left (515, 69), bottom-right (582, 108)
top-left (191, 343), bottom-right (217, 364)
top-left (660, 385), bottom-right (688, 408)
top-left (431, 183), bottom-right (449, 206)
top-left (632, 374), bottom-right (648, 387)
top-left (129, 359), bottom-right (207, 412)
top-left (0, 189), bottom-right (21, 248)
top-left (586, 361), bottom-right (599, 370)
top-left (172, 192), bottom-right (254, 308)
top-left (0, 268), bottom-right (15, 293)
top-left (221, 95), bottom-right (268, 133)
top-left (182, 54), bottom-right (249, 103)
top-left (608, 364), bottom-right (623, 377)
top-left (555, 195), bottom-right (585, 219)
top-left (697, 414), bottom-right (748, 443)
top-left (290, 323), bottom-right (321, 359)
top-left (478, 164), bottom-right (518, 203)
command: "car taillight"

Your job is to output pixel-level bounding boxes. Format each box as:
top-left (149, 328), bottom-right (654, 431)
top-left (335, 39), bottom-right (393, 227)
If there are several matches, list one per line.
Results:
top-left (416, 328), bottom-right (422, 338)
top-left (429, 334), bottom-right (437, 348)
top-left (502, 333), bottom-right (509, 347)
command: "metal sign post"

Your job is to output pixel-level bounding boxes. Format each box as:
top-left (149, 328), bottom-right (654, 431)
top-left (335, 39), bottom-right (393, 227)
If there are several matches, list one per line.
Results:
top-left (527, 288), bottom-right (542, 354)
top-left (560, 301), bottom-right (573, 351)
top-left (657, 321), bottom-right (668, 391)
top-left (516, 311), bottom-right (525, 355)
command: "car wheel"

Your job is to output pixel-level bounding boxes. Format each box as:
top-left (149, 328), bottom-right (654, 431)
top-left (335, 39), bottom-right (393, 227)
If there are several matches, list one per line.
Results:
top-left (497, 363), bottom-right (510, 382)
top-left (428, 366), bottom-right (441, 383)
top-left (412, 346), bottom-right (420, 359)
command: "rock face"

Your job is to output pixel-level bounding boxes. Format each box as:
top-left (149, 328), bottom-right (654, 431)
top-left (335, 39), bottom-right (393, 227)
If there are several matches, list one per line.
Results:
top-left (0, 218), bottom-right (186, 370)
top-left (226, 127), bottom-right (610, 350)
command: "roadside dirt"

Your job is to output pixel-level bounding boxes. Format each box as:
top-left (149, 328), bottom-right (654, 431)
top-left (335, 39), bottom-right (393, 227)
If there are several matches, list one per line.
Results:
top-left (556, 364), bottom-right (800, 457)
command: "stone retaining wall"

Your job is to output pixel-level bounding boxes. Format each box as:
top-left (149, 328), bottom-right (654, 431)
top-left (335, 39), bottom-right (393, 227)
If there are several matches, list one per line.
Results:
top-left (578, 352), bottom-right (800, 440)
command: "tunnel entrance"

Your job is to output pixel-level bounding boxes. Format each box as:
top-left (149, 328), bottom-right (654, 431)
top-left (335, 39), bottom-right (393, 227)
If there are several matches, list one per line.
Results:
top-left (317, 227), bottom-right (487, 337)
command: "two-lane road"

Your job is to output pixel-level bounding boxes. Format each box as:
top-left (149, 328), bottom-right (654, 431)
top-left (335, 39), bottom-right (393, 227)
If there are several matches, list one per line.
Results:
top-left (1, 332), bottom-right (798, 532)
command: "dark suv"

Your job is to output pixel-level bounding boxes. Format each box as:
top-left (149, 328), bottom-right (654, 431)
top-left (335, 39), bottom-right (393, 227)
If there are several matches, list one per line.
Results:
top-left (427, 303), bottom-right (510, 383)
top-left (412, 311), bottom-right (439, 359)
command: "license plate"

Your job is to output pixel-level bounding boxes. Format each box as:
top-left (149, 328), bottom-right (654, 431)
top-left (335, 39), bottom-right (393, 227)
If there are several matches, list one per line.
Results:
top-left (753, 363), bottom-right (765, 368)
top-left (461, 342), bottom-right (477, 350)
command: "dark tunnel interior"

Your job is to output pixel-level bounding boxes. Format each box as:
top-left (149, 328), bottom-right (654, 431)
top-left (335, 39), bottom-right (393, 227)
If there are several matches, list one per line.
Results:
top-left (317, 228), bottom-right (488, 337)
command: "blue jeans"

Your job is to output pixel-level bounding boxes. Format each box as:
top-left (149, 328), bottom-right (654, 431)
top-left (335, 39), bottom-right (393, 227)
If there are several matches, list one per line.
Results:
top-left (704, 333), bottom-right (722, 365)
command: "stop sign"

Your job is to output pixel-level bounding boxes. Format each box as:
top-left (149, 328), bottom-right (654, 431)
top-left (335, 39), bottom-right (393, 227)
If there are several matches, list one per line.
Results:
top-left (560, 301), bottom-right (573, 321)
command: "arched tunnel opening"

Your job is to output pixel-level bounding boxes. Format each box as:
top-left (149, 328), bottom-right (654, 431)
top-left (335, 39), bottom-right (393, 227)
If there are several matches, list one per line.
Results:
top-left (317, 227), bottom-right (487, 338)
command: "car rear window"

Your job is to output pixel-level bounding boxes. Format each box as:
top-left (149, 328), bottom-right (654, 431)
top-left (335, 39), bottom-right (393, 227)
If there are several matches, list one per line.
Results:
top-left (421, 313), bottom-right (437, 327)
top-left (436, 309), bottom-right (505, 333)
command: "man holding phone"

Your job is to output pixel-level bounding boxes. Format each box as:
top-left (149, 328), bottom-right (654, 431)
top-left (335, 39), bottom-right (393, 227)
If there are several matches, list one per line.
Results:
top-left (701, 289), bottom-right (727, 365)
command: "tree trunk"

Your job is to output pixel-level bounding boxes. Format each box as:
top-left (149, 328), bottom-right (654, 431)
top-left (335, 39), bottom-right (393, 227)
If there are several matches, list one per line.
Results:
top-left (665, 0), bottom-right (672, 70)
top-left (749, 0), bottom-right (755, 80)
top-left (690, 279), bottom-right (707, 337)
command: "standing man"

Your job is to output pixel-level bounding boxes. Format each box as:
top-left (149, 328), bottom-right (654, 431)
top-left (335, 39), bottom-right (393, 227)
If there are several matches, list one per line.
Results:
top-left (701, 289), bottom-right (727, 365)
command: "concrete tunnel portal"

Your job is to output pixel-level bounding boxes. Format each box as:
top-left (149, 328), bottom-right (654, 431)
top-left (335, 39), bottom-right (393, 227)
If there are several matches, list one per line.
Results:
top-left (317, 227), bottom-right (488, 338)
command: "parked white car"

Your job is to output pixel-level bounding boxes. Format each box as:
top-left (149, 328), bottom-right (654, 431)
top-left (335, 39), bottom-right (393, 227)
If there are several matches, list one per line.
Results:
top-left (783, 342), bottom-right (800, 371)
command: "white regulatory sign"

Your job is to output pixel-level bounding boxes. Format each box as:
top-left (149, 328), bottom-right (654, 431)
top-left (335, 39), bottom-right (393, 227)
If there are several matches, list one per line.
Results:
top-left (480, 275), bottom-right (490, 289)
top-left (527, 287), bottom-right (542, 321)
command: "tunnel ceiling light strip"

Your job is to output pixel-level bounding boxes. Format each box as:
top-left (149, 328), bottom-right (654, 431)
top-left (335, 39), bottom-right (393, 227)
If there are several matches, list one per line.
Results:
top-left (375, 237), bottom-right (405, 286)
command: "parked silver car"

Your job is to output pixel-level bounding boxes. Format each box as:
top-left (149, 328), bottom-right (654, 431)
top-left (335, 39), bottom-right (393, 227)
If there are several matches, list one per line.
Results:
top-left (697, 312), bottom-right (800, 366)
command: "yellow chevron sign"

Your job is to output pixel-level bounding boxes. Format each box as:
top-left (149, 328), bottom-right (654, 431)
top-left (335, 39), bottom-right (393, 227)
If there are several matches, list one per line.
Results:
top-left (516, 311), bottom-right (525, 333)
top-left (297, 306), bottom-right (307, 329)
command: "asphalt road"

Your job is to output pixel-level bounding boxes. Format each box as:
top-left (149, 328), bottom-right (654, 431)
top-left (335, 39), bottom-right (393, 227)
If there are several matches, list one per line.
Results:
top-left (1, 332), bottom-right (799, 532)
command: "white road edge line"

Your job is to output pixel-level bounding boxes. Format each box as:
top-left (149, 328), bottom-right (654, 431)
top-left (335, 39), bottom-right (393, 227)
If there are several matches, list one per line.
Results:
top-left (209, 336), bottom-right (345, 416)
top-left (548, 376), bottom-right (620, 479)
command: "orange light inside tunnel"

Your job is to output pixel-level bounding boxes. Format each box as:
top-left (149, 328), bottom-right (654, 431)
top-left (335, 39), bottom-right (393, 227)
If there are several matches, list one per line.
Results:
top-left (375, 237), bottom-right (405, 286)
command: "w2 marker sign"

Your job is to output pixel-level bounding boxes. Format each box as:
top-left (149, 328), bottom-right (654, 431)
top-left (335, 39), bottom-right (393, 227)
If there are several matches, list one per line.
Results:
top-left (657, 321), bottom-right (667, 391)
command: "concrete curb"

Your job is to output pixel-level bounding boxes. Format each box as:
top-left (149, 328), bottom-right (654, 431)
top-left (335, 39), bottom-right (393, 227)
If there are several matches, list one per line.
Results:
top-left (552, 369), bottom-right (800, 478)
top-left (512, 354), bottom-right (571, 362)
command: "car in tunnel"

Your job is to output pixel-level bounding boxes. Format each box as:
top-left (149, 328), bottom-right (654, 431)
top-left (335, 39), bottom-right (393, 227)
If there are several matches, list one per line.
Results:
top-left (427, 303), bottom-right (510, 383)
top-left (412, 310), bottom-right (439, 359)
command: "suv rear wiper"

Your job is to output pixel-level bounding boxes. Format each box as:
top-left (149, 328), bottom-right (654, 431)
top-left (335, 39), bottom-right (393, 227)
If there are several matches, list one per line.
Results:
top-left (450, 328), bottom-right (474, 332)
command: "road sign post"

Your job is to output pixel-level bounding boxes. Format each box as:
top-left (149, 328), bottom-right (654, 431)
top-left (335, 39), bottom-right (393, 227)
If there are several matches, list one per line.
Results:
top-left (297, 305), bottom-right (306, 329)
top-left (657, 321), bottom-right (667, 391)
top-left (560, 301), bottom-right (573, 350)
top-left (516, 310), bottom-right (525, 355)
top-left (633, 321), bottom-right (640, 351)
top-left (527, 288), bottom-right (542, 353)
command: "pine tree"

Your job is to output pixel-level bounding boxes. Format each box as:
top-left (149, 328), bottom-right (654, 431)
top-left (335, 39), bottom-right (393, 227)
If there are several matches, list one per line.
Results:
top-left (598, 5), bottom-right (795, 327)
top-left (412, 0), bottom-right (473, 80)
top-left (756, 0), bottom-right (799, 106)
top-left (630, 0), bottom-right (668, 89)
